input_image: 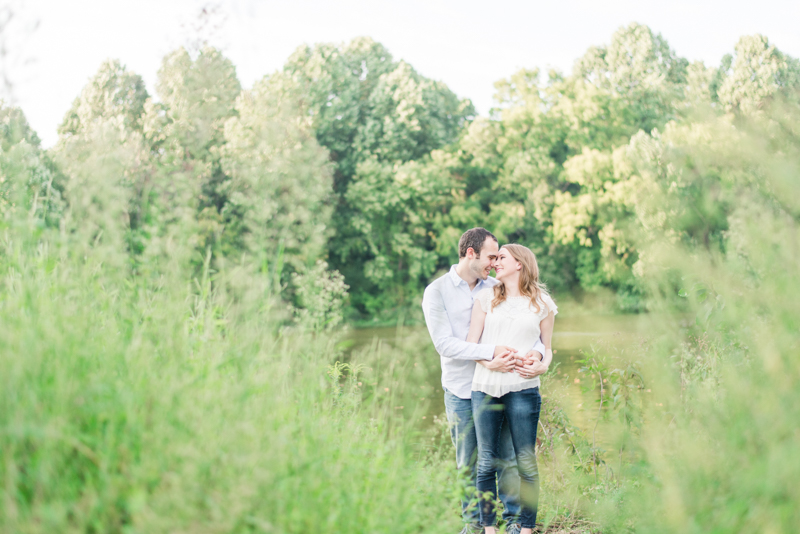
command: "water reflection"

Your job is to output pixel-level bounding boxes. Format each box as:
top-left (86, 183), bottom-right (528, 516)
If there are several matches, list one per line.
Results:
top-left (343, 312), bottom-right (661, 434)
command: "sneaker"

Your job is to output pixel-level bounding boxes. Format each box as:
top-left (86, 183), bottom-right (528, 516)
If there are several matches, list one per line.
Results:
top-left (504, 524), bottom-right (522, 534)
top-left (458, 524), bottom-right (484, 534)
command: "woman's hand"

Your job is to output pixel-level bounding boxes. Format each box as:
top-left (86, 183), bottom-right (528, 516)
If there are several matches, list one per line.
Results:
top-left (518, 349), bottom-right (543, 367)
top-left (517, 359), bottom-right (549, 379)
top-left (479, 348), bottom-right (517, 373)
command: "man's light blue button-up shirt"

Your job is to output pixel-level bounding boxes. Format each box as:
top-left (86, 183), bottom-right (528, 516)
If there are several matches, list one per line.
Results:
top-left (422, 265), bottom-right (546, 399)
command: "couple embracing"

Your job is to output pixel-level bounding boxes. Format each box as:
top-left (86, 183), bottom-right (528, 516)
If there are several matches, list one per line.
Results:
top-left (422, 228), bottom-right (557, 534)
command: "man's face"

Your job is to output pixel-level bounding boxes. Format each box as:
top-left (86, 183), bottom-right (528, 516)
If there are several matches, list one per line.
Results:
top-left (469, 237), bottom-right (499, 280)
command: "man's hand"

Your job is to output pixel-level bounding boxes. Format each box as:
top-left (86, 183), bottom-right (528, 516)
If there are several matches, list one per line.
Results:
top-left (484, 346), bottom-right (517, 373)
top-left (518, 349), bottom-right (543, 366)
top-left (494, 345), bottom-right (518, 359)
top-left (517, 359), bottom-right (549, 379)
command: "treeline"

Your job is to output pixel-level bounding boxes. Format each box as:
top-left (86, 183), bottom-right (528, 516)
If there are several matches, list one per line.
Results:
top-left (2, 23), bottom-right (799, 320)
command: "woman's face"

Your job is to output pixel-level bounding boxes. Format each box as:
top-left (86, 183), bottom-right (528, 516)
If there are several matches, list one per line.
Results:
top-left (493, 247), bottom-right (520, 282)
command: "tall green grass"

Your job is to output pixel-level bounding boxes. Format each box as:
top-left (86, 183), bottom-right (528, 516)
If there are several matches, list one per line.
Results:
top-left (613, 104), bottom-right (800, 533)
top-left (551, 103), bottom-right (800, 532)
top-left (0, 227), bottom-right (460, 532)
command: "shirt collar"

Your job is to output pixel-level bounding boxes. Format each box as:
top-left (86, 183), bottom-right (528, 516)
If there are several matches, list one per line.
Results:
top-left (448, 265), bottom-right (464, 287)
top-left (448, 264), bottom-right (487, 289)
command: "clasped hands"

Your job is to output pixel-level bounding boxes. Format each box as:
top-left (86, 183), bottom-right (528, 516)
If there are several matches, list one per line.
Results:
top-left (484, 345), bottom-right (548, 378)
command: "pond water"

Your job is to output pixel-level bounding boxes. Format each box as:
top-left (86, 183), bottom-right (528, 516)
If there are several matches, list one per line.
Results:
top-left (345, 311), bottom-right (662, 431)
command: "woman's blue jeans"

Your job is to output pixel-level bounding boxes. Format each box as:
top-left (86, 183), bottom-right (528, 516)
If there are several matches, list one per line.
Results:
top-left (444, 389), bottom-right (521, 526)
top-left (472, 387), bottom-right (541, 529)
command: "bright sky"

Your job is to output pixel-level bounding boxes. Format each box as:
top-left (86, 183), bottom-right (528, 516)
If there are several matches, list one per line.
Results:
top-left (6, 0), bottom-right (800, 147)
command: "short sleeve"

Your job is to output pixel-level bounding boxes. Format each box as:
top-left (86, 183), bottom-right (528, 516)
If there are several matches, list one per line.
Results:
top-left (476, 287), bottom-right (494, 313)
top-left (542, 293), bottom-right (558, 316)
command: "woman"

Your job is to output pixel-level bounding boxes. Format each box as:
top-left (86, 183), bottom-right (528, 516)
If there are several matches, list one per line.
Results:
top-left (466, 244), bottom-right (557, 534)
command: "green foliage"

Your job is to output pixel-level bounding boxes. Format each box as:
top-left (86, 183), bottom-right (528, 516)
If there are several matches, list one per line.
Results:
top-left (0, 105), bottom-right (65, 229)
top-left (0, 232), bottom-right (460, 533)
top-left (58, 59), bottom-right (148, 138)
top-left (21, 25), bottom-right (800, 322)
top-left (0, 134), bottom-right (454, 532)
top-left (51, 60), bottom-right (161, 265)
top-left (54, 114), bottom-right (149, 263)
top-left (49, 26), bottom-right (796, 320)
top-left (292, 260), bottom-right (349, 332)
top-left (271, 37), bottom-right (474, 317)
top-left (566, 23), bottom-right (687, 148)
top-left (0, 104), bottom-right (42, 149)
top-left (220, 75), bottom-right (333, 269)
top-left (543, 98), bottom-right (800, 533)
top-left (278, 37), bottom-right (396, 181)
top-left (716, 34), bottom-right (800, 113)
top-left (343, 151), bottom-right (462, 316)
top-left (156, 46), bottom-right (241, 160)
top-left (0, 121), bottom-right (63, 227)
top-left (608, 97), bottom-right (800, 534)
top-left (355, 60), bottom-right (473, 163)
top-left (49, 47), bottom-right (337, 297)
top-left (151, 46), bottom-right (243, 261)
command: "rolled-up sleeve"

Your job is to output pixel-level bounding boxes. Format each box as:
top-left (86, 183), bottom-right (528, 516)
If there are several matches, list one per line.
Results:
top-left (422, 285), bottom-right (494, 361)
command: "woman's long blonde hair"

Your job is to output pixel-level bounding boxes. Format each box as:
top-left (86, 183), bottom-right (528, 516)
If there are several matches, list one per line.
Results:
top-left (492, 243), bottom-right (549, 312)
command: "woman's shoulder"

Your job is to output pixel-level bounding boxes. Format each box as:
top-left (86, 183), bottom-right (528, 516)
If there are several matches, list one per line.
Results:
top-left (476, 287), bottom-right (494, 312)
top-left (537, 292), bottom-right (558, 315)
top-left (477, 286), bottom-right (494, 299)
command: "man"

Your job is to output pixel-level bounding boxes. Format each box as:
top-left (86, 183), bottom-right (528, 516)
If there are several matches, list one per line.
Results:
top-left (422, 228), bottom-right (547, 534)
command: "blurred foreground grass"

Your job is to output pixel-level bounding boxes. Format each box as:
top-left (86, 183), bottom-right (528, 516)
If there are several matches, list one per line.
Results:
top-left (0, 238), bottom-right (461, 532)
top-left (597, 102), bottom-right (800, 533)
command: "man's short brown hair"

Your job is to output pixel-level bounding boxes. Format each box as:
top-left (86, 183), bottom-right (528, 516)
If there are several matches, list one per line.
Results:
top-left (458, 227), bottom-right (498, 258)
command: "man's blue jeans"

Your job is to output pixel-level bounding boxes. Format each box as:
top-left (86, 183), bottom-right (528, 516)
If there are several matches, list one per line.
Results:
top-left (444, 388), bottom-right (521, 525)
top-left (472, 388), bottom-right (541, 529)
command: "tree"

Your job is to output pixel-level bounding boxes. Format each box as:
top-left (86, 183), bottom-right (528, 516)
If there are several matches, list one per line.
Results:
top-left (279, 37), bottom-right (396, 186)
top-left (220, 76), bottom-right (333, 270)
top-left (148, 46), bottom-right (242, 259)
top-left (0, 104), bottom-right (62, 226)
top-left (58, 59), bottom-right (148, 138)
top-left (0, 104), bottom-right (41, 150)
top-left (446, 24), bottom-right (692, 308)
top-left (716, 34), bottom-right (800, 113)
top-left (273, 37), bottom-right (474, 316)
top-left (558, 22), bottom-right (688, 151)
top-left (355, 60), bottom-right (473, 164)
top-left (155, 46), bottom-right (241, 161)
top-left (54, 61), bottom-right (151, 261)
top-left (343, 151), bottom-right (461, 315)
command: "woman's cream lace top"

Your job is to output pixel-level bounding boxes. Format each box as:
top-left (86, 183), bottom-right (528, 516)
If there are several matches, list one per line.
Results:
top-left (472, 287), bottom-right (557, 397)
